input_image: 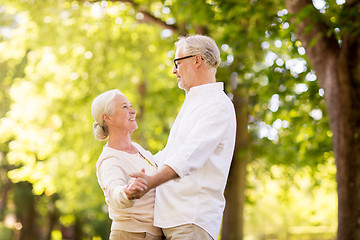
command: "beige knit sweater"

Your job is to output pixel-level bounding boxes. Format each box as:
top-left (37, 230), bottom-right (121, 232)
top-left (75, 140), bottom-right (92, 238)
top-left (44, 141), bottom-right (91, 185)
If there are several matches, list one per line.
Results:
top-left (96, 142), bottom-right (162, 236)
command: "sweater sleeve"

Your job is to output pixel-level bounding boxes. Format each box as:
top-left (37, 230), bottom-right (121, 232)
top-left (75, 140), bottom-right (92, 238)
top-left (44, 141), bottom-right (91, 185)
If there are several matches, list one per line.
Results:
top-left (98, 157), bottom-right (135, 208)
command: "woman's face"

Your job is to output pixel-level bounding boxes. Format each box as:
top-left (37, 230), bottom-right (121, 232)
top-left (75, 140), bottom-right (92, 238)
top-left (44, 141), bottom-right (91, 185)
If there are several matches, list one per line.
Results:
top-left (107, 94), bottom-right (137, 132)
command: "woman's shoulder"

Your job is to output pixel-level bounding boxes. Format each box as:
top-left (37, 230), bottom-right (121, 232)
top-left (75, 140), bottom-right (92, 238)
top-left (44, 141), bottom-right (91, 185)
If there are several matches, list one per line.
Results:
top-left (131, 142), bottom-right (144, 151)
top-left (96, 146), bottom-right (134, 168)
top-left (132, 142), bottom-right (155, 159)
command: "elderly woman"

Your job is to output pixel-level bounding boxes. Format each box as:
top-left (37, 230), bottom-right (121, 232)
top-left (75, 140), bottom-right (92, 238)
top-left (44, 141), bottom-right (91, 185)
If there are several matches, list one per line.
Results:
top-left (91, 89), bottom-right (162, 240)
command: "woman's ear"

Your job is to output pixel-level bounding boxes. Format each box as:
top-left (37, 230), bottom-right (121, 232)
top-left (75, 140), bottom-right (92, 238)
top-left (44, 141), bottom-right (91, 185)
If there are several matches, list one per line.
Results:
top-left (103, 113), bottom-right (110, 122)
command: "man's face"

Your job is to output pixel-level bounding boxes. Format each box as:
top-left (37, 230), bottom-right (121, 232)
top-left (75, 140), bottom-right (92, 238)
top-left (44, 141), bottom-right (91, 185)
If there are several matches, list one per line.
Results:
top-left (172, 47), bottom-right (195, 92)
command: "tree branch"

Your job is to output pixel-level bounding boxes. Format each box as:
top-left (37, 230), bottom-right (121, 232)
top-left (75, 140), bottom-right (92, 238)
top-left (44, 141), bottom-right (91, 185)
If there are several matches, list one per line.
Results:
top-left (285, 0), bottom-right (340, 87)
top-left (344, 0), bottom-right (360, 7)
top-left (285, 0), bottom-right (340, 61)
top-left (82, 0), bottom-right (178, 32)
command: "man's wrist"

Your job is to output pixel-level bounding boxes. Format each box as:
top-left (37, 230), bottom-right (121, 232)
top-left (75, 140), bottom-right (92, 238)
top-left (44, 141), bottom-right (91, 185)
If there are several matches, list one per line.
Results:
top-left (147, 175), bottom-right (158, 190)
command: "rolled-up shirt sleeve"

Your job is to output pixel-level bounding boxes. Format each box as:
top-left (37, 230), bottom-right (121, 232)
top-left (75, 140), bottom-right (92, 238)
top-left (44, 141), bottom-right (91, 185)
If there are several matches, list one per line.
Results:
top-left (154, 149), bottom-right (166, 165)
top-left (163, 103), bottom-right (230, 178)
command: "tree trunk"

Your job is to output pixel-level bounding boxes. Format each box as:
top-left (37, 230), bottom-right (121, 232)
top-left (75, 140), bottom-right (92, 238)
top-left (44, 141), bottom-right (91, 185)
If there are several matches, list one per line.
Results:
top-left (13, 182), bottom-right (39, 240)
top-left (74, 216), bottom-right (83, 240)
top-left (0, 179), bottom-right (12, 221)
top-left (333, 32), bottom-right (360, 240)
top-left (45, 194), bottom-right (59, 240)
top-left (222, 87), bottom-right (249, 240)
top-left (285, 0), bottom-right (360, 238)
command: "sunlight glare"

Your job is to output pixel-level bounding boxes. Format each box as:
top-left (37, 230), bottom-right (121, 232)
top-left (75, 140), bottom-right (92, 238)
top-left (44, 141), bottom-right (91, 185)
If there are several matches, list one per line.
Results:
top-left (313, 0), bottom-right (326, 10)
top-left (277, 9), bottom-right (288, 17)
top-left (265, 51), bottom-right (278, 67)
top-left (226, 54), bottom-right (234, 64)
top-left (115, 17), bottom-right (123, 25)
top-left (269, 94), bottom-right (281, 112)
top-left (294, 83), bottom-right (308, 94)
top-left (309, 109), bottom-right (323, 120)
top-left (282, 22), bottom-right (289, 29)
top-left (1, 27), bottom-right (11, 38)
top-left (136, 13), bottom-right (144, 20)
top-left (305, 71), bottom-right (317, 81)
top-left (162, 7), bottom-right (171, 14)
top-left (161, 29), bottom-right (173, 39)
top-left (275, 40), bottom-right (282, 48)
top-left (258, 122), bottom-right (279, 142)
top-left (84, 51), bottom-right (93, 59)
top-left (221, 44), bottom-right (229, 51)
top-left (166, 18), bottom-right (175, 25)
top-left (298, 47), bottom-right (306, 55)
top-left (275, 58), bottom-right (284, 66)
top-left (285, 58), bottom-right (307, 74)
top-left (91, 3), bottom-right (105, 18)
top-left (261, 41), bottom-right (270, 50)
top-left (272, 119), bottom-right (282, 129)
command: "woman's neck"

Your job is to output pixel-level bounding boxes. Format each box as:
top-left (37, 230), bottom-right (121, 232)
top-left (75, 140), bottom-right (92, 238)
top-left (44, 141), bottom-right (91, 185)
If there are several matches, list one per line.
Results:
top-left (107, 130), bottom-right (137, 154)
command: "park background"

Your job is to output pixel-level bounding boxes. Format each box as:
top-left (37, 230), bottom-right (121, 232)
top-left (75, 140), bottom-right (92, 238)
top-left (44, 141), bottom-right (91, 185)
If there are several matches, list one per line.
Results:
top-left (1, 0), bottom-right (359, 239)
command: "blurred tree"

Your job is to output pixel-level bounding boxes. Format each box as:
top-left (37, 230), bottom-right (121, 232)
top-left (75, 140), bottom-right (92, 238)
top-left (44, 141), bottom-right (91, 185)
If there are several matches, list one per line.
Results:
top-left (13, 182), bottom-right (38, 240)
top-left (284, 0), bottom-right (360, 239)
top-left (89, 1), bottom-right (333, 239)
top-left (0, 0), bottom-right (342, 239)
top-left (0, 0), bottom-right (177, 238)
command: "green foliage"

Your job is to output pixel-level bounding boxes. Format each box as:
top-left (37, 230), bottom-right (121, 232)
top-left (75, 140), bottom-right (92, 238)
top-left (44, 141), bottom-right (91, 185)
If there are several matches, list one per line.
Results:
top-left (0, 0), bottom-right (340, 239)
top-left (0, 0), bottom-right (178, 237)
top-left (246, 160), bottom-right (337, 238)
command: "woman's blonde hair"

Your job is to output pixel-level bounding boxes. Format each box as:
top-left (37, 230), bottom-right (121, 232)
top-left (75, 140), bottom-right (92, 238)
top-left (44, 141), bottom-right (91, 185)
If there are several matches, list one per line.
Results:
top-left (175, 34), bottom-right (221, 69)
top-left (91, 89), bottom-right (124, 141)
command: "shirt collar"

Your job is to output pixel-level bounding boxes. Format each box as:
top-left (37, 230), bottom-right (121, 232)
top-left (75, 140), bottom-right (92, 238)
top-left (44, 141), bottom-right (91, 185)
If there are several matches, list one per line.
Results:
top-left (186, 82), bottom-right (224, 97)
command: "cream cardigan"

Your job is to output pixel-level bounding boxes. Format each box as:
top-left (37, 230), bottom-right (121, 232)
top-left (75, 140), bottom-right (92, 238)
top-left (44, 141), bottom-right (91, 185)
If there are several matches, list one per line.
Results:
top-left (96, 142), bottom-right (162, 236)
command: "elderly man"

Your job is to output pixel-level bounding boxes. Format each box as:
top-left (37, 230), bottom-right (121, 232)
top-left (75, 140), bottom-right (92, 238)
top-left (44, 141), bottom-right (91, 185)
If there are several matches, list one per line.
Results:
top-left (131, 34), bottom-right (236, 240)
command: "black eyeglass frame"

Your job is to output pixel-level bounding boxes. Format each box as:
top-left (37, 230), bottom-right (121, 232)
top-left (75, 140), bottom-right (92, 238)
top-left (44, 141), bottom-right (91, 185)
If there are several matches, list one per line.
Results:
top-left (173, 55), bottom-right (196, 69)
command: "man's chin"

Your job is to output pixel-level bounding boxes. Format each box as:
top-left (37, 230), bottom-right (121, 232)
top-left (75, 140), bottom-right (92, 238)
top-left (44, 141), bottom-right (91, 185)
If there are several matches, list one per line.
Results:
top-left (178, 82), bottom-right (186, 90)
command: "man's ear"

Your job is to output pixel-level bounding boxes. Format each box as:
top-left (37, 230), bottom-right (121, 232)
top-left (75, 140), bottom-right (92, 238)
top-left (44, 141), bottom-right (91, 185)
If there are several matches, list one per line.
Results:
top-left (195, 55), bottom-right (203, 68)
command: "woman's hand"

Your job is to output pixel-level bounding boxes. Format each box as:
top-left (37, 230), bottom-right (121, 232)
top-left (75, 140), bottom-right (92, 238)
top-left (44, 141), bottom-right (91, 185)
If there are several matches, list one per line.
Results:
top-left (124, 169), bottom-right (148, 200)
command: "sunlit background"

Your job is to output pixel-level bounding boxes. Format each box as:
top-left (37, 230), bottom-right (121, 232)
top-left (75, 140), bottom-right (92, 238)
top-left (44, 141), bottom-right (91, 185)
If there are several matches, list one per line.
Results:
top-left (0, 0), bottom-right (341, 239)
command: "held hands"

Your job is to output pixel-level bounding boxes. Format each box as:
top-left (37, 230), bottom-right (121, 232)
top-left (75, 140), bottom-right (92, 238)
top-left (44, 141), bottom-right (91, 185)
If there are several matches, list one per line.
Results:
top-left (126, 165), bottom-right (177, 200)
top-left (125, 168), bottom-right (151, 200)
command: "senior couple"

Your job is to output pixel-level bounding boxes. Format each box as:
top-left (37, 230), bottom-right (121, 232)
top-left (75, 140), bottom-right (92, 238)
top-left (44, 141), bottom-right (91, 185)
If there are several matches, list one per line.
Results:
top-left (91, 34), bottom-right (237, 240)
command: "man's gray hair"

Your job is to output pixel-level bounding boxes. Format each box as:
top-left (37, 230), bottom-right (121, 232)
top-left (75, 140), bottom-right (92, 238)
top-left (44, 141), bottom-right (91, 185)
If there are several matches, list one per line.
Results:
top-left (175, 34), bottom-right (221, 69)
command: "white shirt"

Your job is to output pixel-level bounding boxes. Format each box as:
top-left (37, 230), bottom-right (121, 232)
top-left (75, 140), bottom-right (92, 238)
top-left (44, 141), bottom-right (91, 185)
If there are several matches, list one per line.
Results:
top-left (154, 82), bottom-right (236, 239)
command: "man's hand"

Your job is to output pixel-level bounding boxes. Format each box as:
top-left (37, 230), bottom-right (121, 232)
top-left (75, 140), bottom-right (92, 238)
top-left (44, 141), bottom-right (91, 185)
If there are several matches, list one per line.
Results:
top-left (124, 169), bottom-right (148, 200)
top-left (128, 168), bottom-right (151, 199)
top-left (129, 164), bottom-right (179, 200)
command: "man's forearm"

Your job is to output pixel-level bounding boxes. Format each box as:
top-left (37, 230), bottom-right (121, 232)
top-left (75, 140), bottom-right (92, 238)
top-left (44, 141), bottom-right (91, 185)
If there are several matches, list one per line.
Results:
top-left (129, 164), bottom-right (179, 199)
top-left (148, 164), bottom-right (179, 189)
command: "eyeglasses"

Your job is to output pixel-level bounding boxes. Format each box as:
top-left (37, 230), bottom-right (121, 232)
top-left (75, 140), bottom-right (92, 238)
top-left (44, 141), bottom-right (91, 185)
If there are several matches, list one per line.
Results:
top-left (173, 55), bottom-right (195, 69)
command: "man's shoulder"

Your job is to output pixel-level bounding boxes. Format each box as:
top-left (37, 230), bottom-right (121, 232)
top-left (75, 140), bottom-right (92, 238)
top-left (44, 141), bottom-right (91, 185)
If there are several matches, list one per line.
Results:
top-left (202, 89), bottom-right (234, 108)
